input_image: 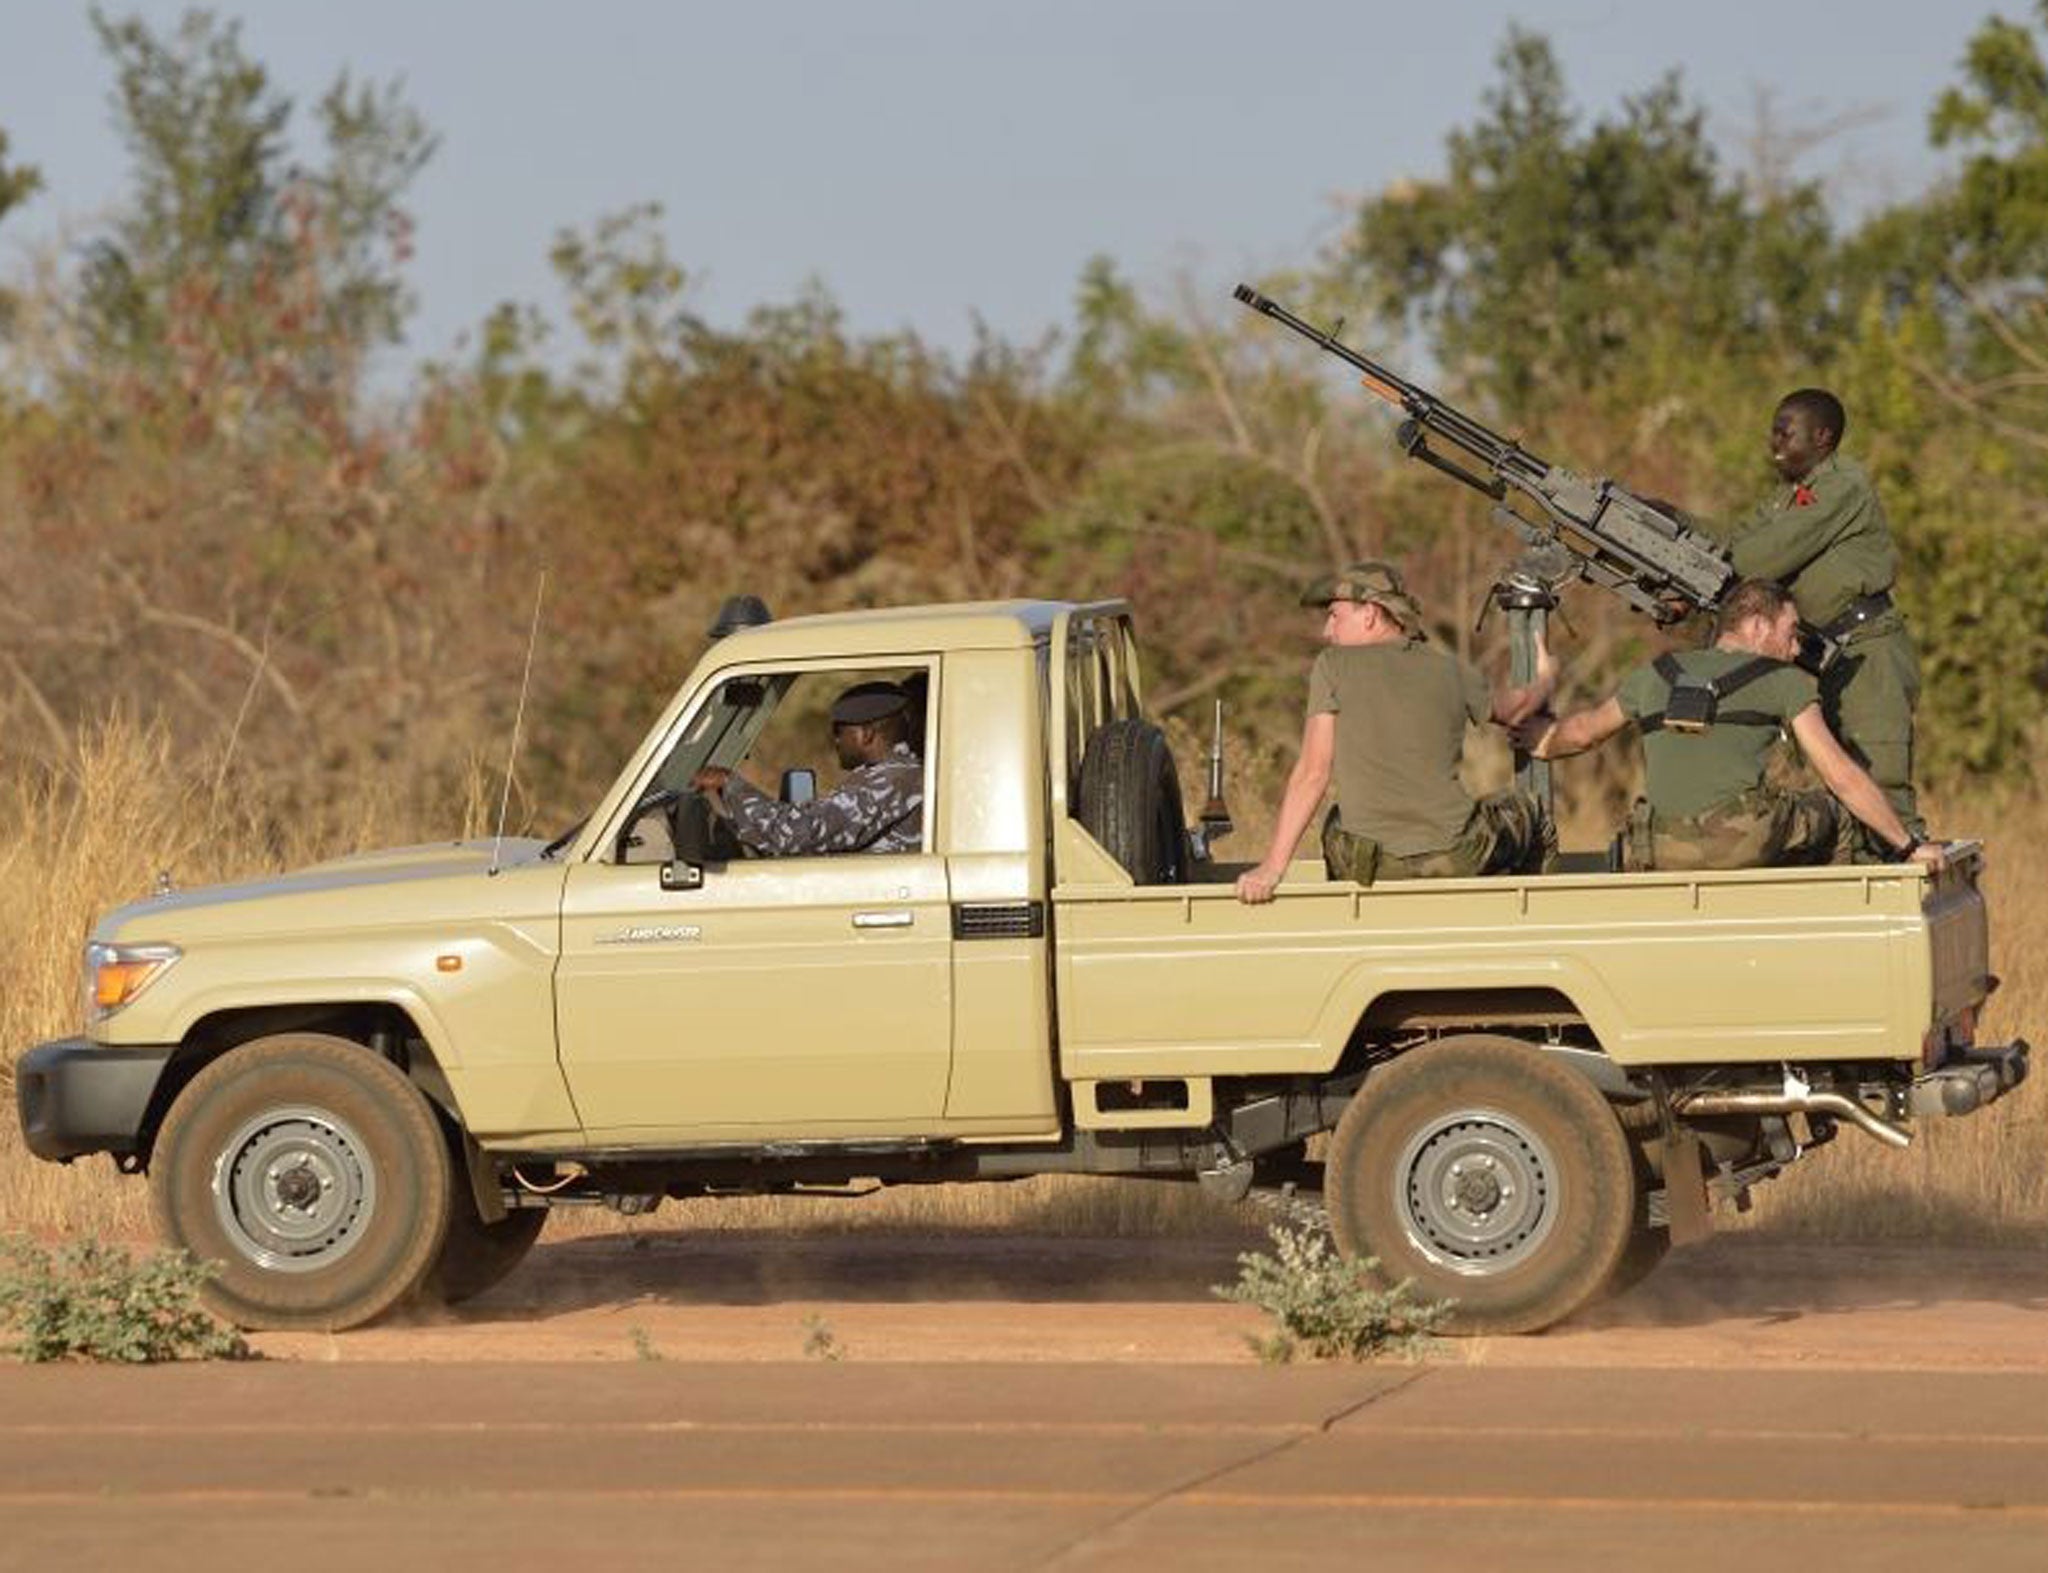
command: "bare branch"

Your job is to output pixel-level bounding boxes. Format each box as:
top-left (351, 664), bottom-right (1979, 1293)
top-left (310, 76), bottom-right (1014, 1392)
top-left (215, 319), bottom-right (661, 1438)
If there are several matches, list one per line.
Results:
top-left (135, 604), bottom-right (307, 718)
top-left (1954, 276), bottom-right (2048, 377)
top-left (973, 388), bottom-right (1058, 515)
top-left (3, 652), bottom-right (72, 764)
top-left (99, 557), bottom-right (308, 720)
top-left (1150, 663), bottom-right (1243, 716)
top-left (1909, 353), bottom-right (2048, 464)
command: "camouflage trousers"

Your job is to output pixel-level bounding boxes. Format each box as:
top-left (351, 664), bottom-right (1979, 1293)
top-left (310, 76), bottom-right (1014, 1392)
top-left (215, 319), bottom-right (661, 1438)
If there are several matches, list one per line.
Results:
top-left (1622, 785), bottom-right (1844, 873)
top-left (1322, 791), bottom-right (1557, 885)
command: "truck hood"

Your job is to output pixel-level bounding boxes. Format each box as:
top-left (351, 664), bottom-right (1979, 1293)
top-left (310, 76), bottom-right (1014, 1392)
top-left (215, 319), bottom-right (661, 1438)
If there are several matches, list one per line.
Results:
top-left (95, 838), bottom-right (557, 944)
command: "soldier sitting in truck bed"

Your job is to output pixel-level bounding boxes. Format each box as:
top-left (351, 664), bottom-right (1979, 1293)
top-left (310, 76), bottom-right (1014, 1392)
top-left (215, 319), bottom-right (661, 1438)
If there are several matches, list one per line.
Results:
top-left (1516, 578), bottom-right (1944, 873)
top-left (690, 680), bottom-right (923, 856)
top-left (1235, 560), bottom-right (1559, 903)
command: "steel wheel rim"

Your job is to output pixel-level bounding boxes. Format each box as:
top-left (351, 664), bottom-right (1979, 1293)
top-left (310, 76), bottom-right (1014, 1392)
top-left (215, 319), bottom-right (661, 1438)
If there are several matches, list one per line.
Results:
top-left (1393, 1106), bottom-right (1558, 1276)
top-left (210, 1105), bottom-right (377, 1273)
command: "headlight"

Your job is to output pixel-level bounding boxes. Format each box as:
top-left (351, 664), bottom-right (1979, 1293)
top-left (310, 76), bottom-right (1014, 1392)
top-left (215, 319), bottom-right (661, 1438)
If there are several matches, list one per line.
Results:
top-left (84, 941), bottom-right (181, 1024)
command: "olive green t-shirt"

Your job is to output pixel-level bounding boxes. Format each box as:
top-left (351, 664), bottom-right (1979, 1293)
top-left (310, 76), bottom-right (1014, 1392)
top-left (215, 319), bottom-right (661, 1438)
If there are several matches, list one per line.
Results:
top-left (1308, 640), bottom-right (1491, 856)
top-left (1617, 649), bottom-right (1819, 819)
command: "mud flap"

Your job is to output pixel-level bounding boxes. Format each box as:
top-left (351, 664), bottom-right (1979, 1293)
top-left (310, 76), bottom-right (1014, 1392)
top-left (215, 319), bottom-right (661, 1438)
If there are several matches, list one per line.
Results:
top-left (1659, 1129), bottom-right (1712, 1245)
top-left (462, 1131), bottom-right (509, 1224)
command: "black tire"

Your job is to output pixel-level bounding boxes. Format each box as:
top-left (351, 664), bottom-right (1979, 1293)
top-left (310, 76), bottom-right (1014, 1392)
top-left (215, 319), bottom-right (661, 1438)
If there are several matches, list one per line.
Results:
top-left (1076, 718), bottom-right (1188, 885)
top-left (426, 1194), bottom-right (546, 1305)
top-left (1325, 1034), bottom-right (1637, 1335)
top-left (149, 1032), bottom-right (454, 1331)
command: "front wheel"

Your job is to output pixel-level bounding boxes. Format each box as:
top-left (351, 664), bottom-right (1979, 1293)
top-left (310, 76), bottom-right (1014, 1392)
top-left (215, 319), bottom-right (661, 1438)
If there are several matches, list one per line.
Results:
top-left (1325, 1035), bottom-right (1636, 1335)
top-left (149, 1033), bottom-right (454, 1331)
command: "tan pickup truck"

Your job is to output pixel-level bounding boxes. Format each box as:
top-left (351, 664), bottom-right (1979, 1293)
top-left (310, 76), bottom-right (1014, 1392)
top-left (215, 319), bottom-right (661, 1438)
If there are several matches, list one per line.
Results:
top-left (15, 599), bottom-right (2027, 1333)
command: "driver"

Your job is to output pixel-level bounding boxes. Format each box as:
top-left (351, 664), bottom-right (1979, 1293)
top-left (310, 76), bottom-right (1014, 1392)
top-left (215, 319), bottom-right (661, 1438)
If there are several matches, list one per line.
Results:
top-left (690, 681), bottom-right (923, 856)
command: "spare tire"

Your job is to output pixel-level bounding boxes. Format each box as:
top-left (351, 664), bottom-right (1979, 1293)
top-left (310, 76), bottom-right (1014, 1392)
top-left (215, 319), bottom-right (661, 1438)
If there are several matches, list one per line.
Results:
top-left (1077, 719), bottom-right (1188, 885)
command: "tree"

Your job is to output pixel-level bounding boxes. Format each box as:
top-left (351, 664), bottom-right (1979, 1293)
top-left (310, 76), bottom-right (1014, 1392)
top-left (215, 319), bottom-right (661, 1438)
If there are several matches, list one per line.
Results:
top-left (1334, 28), bottom-right (1835, 407)
top-left (81, 8), bottom-right (292, 358)
top-left (0, 127), bottom-right (37, 230)
top-left (0, 127), bottom-right (44, 334)
top-left (1929, 1), bottom-right (2048, 282)
top-left (79, 7), bottom-right (435, 401)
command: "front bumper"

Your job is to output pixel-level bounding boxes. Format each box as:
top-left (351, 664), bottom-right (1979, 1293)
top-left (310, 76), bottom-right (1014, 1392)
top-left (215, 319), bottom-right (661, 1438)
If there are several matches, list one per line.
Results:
top-left (1909, 1040), bottom-right (2030, 1119)
top-left (13, 1037), bottom-right (176, 1163)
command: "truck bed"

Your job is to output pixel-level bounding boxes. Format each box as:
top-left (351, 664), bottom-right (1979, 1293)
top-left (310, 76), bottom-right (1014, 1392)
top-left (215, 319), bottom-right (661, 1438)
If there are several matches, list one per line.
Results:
top-left (1051, 846), bottom-right (1988, 1080)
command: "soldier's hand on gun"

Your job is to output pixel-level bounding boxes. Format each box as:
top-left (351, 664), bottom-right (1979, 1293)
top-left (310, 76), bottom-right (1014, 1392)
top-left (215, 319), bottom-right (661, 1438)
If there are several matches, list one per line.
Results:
top-left (1908, 840), bottom-right (1948, 874)
top-left (1235, 864), bottom-right (1284, 905)
top-left (689, 766), bottom-right (730, 796)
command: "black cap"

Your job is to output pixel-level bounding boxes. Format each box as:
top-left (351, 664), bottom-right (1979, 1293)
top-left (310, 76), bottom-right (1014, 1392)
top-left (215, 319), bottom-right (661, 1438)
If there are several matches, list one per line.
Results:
top-left (830, 681), bottom-right (909, 726)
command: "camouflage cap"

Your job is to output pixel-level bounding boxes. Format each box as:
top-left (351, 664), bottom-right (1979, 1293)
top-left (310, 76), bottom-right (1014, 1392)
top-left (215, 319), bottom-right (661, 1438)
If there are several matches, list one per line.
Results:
top-left (1299, 560), bottom-right (1423, 629)
top-left (830, 680), bottom-right (910, 726)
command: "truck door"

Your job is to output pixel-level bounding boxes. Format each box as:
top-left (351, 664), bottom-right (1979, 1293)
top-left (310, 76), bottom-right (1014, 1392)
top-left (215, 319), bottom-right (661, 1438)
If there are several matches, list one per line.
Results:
top-left (553, 662), bottom-right (952, 1139)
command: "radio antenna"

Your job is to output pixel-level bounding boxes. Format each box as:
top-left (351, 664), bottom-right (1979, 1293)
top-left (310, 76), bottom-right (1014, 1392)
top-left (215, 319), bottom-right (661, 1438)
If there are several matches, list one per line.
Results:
top-left (489, 568), bottom-right (549, 876)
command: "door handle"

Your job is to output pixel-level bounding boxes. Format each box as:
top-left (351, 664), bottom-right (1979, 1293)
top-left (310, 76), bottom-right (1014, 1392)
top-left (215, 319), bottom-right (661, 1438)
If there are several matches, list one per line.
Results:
top-left (851, 910), bottom-right (914, 929)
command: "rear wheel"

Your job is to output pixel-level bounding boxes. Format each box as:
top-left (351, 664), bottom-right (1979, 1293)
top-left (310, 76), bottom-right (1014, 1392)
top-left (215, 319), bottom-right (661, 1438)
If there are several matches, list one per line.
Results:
top-left (1325, 1034), bottom-right (1636, 1335)
top-left (150, 1032), bottom-right (454, 1331)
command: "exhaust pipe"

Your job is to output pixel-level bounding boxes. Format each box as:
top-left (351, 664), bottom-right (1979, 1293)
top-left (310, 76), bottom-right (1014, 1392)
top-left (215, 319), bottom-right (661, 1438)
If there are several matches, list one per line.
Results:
top-left (1675, 1090), bottom-right (1912, 1150)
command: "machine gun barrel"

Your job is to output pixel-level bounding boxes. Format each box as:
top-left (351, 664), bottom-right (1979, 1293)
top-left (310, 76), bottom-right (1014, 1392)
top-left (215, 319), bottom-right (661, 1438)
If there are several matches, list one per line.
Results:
top-left (1232, 285), bottom-right (1549, 496)
top-left (1231, 284), bottom-right (1735, 625)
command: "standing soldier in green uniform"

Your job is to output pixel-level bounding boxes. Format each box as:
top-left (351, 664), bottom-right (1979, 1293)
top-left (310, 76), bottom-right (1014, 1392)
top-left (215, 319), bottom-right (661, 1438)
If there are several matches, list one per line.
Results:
top-left (1710, 388), bottom-right (1920, 856)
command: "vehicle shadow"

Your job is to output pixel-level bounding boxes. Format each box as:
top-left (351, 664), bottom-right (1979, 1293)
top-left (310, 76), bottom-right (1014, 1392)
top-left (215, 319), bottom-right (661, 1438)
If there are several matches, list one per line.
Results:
top-left (459, 1230), bottom-right (1256, 1317)
top-left (452, 1228), bottom-right (2048, 1329)
top-left (1569, 1235), bottom-right (2048, 1331)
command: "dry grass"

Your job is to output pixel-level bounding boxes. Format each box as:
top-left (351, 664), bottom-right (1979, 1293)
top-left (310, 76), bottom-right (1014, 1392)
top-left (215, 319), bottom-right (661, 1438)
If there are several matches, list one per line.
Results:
top-left (0, 714), bottom-right (432, 1239)
top-left (1735, 781), bottom-right (2048, 1243)
top-left (3, 724), bottom-right (2042, 1247)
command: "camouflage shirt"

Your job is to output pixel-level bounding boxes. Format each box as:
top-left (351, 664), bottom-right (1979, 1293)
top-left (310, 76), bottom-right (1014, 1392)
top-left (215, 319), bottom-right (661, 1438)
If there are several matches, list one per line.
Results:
top-left (721, 744), bottom-right (923, 856)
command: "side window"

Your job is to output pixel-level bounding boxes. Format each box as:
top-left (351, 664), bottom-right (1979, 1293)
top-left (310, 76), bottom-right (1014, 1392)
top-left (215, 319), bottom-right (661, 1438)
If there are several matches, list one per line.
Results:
top-left (742, 666), bottom-right (927, 798)
top-left (620, 663), bottom-right (934, 865)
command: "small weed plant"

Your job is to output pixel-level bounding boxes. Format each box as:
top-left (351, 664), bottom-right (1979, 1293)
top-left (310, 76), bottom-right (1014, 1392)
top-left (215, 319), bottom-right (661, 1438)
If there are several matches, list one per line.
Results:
top-left (801, 1313), bottom-right (844, 1361)
top-left (0, 1236), bottom-right (250, 1363)
top-left (627, 1324), bottom-right (662, 1361)
top-left (1215, 1198), bottom-right (1449, 1363)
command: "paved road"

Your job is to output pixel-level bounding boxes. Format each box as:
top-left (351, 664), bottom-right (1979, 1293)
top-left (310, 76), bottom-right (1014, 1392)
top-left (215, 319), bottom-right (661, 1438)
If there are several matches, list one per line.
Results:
top-left (5, 1235), bottom-right (2047, 1569)
top-left (6, 1359), bottom-right (2048, 1569)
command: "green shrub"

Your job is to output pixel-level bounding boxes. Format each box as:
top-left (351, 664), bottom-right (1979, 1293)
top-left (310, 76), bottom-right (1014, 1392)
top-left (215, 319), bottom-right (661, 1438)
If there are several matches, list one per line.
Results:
top-left (0, 1236), bottom-right (251, 1364)
top-left (800, 1313), bottom-right (844, 1361)
top-left (626, 1324), bottom-right (662, 1362)
top-left (1215, 1206), bottom-right (1449, 1363)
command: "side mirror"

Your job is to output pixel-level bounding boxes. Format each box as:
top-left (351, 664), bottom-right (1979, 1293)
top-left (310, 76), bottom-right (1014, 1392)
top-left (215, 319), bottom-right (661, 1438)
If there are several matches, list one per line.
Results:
top-left (780, 767), bottom-right (816, 806)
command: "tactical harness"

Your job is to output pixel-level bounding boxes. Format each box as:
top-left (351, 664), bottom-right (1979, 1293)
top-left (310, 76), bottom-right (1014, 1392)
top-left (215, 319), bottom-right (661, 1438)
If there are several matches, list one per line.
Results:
top-left (1638, 653), bottom-right (1786, 736)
